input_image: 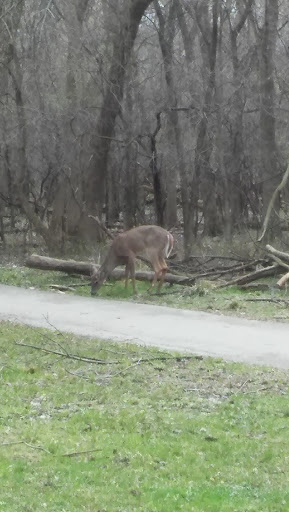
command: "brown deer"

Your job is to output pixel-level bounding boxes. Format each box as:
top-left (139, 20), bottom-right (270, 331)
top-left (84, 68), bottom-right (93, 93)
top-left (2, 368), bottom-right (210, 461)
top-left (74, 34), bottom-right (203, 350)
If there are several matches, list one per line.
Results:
top-left (91, 225), bottom-right (174, 295)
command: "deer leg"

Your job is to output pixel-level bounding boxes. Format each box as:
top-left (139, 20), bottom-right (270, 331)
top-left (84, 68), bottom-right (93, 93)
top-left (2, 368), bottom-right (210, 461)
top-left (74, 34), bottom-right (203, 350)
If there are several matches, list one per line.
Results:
top-left (157, 267), bottom-right (168, 292)
top-left (127, 255), bottom-right (137, 294)
top-left (124, 261), bottom-right (130, 289)
top-left (154, 256), bottom-right (168, 293)
top-left (148, 265), bottom-right (162, 292)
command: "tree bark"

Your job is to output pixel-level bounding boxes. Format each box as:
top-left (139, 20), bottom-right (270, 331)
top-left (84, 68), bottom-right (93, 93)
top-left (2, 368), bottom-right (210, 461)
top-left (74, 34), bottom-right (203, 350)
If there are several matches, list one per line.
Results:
top-left (194, 0), bottom-right (220, 236)
top-left (85, 0), bottom-right (153, 217)
top-left (154, 0), bottom-right (194, 255)
top-left (228, 0), bottom-right (254, 232)
top-left (154, 0), bottom-right (178, 227)
top-left (259, 0), bottom-right (280, 241)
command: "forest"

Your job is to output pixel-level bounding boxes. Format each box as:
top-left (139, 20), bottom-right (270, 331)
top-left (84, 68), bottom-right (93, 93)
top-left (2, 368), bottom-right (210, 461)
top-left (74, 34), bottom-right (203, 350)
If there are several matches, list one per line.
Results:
top-left (0, 0), bottom-right (288, 258)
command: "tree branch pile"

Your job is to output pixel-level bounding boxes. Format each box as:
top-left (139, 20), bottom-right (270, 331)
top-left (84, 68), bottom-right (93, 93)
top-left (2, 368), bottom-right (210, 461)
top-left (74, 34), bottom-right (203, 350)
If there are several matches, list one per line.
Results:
top-left (25, 245), bottom-right (289, 291)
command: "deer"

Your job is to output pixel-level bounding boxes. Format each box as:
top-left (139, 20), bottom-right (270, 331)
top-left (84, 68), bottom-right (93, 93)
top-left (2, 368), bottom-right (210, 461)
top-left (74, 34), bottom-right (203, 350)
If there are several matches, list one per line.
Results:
top-left (91, 225), bottom-right (174, 295)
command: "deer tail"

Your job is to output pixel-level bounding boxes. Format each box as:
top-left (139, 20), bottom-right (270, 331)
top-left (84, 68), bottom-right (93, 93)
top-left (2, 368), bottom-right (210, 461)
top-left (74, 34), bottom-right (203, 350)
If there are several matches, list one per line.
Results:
top-left (165, 233), bottom-right (174, 258)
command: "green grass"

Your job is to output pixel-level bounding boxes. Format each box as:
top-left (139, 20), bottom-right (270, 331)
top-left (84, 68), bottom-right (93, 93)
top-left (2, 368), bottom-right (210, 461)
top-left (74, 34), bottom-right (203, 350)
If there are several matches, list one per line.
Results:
top-left (1, 264), bottom-right (289, 321)
top-left (1, 321), bottom-right (289, 511)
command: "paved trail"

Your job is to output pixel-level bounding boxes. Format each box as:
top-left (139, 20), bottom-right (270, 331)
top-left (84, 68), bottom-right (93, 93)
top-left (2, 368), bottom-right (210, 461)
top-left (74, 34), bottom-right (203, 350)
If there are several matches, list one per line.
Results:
top-left (0, 284), bottom-right (288, 368)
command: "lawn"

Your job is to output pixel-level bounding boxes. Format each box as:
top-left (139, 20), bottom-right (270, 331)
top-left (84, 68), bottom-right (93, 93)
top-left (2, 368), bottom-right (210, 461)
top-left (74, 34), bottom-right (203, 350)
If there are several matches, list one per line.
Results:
top-left (1, 322), bottom-right (289, 511)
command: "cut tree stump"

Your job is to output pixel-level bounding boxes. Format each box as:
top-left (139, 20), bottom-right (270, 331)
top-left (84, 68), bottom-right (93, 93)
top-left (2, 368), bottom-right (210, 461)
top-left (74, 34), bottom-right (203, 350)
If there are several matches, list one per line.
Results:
top-left (25, 254), bottom-right (195, 286)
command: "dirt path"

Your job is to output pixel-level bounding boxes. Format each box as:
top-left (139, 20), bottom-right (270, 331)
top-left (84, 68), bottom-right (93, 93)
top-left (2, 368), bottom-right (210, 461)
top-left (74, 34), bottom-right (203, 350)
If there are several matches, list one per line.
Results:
top-left (0, 284), bottom-right (288, 368)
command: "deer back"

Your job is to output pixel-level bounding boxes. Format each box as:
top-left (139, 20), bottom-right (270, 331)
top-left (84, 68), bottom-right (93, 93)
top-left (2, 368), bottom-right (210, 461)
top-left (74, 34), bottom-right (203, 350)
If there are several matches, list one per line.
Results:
top-left (114, 225), bottom-right (172, 259)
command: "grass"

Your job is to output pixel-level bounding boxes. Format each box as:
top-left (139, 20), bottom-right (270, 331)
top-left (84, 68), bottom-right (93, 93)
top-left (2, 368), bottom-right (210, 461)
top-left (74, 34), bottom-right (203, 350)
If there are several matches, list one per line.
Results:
top-left (1, 321), bottom-right (289, 511)
top-left (1, 264), bottom-right (289, 322)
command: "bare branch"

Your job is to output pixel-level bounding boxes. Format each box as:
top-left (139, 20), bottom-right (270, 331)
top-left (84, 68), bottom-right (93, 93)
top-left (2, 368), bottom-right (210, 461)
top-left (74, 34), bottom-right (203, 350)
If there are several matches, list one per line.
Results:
top-left (62, 448), bottom-right (101, 457)
top-left (258, 161), bottom-right (289, 242)
top-left (88, 215), bottom-right (114, 239)
top-left (15, 341), bottom-right (117, 365)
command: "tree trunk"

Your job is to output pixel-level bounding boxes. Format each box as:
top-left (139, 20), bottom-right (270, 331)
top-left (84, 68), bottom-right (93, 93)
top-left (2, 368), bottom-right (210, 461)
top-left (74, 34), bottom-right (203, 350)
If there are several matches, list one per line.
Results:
top-left (85, 0), bottom-right (153, 217)
top-left (227, 0), bottom-right (254, 234)
top-left (154, 0), bottom-right (178, 227)
top-left (149, 112), bottom-right (165, 226)
top-left (194, 0), bottom-right (220, 237)
top-left (259, 0), bottom-right (280, 242)
top-left (154, 0), bottom-right (195, 255)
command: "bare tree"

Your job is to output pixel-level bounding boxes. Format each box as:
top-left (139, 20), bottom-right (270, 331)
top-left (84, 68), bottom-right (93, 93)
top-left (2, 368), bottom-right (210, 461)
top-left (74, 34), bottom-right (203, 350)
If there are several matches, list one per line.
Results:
top-left (258, 0), bottom-right (280, 241)
top-left (188, 0), bottom-right (221, 237)
top-left (84, 0), bottom-right (154, 218)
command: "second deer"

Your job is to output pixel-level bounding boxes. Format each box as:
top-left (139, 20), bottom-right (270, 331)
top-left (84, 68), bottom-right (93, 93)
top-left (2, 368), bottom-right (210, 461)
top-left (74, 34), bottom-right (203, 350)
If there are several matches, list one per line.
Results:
top-left (91, 225), bottom-right (174, 295)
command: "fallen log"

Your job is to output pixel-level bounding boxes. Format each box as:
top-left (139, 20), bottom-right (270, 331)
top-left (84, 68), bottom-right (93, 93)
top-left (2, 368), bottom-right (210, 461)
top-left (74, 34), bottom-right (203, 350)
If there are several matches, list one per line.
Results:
top-left (266, 245), bottom-right (289, 287)
top-left (277, 272), bottom-right (289, 288)
top-left (218, 264), bottom-right (283, 288)
top-left (26, 254), bottom-right (93, 275)
top-left (266, 244), bottom-right (289, 264)
top-left (25, 254), bottom-right (195, 286)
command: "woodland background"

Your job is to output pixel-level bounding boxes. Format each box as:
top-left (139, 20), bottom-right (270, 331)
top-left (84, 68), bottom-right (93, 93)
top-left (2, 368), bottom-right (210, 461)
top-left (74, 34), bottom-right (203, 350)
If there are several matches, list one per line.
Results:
top-left (0, 0), bottom-right (289, 258)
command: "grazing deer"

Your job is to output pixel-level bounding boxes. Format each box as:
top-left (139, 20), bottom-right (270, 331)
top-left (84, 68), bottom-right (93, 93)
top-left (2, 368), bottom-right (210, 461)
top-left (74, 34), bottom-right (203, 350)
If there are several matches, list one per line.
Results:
top-left (91, 225), bottom-right (174, 295)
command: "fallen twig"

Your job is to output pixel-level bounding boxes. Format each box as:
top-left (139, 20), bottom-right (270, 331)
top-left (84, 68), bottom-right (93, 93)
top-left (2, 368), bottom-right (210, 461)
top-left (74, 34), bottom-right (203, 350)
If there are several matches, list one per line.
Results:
top-left (245, 298), bottom-right (289, 305)
top-left (238, 379), bottom-right (251, 392)
top-left (103, 360), bottom-right (142, 378)
top-left (62, 448), bottom-right (101, 457)
top-left (65, 369), bottom-right (92, 380)
top-left (49, 284), bottom-right (76, 292)
top-left (15, 340), bottom-right (200, 367)
top-left (1, 440), bottom-right (51, 454)
top-left (15, 341), bottom-right (117, 364)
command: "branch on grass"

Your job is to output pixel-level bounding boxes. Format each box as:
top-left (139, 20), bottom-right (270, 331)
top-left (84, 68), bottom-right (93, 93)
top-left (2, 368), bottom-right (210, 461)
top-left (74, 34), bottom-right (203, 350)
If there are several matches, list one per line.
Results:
top-left (62, 448), bottom-right (101, 457)
top-left (15, 341), bottom-right (201, 373)
top-left (1, 440), bottom-right (51, 453)
top-left (49, 284), bottom-right (77, 292)
top-left (245, 298), bottom-right (289, 305)
top-left (65, 369), bottom-right (92, 380)
top-left (15, 341), bottom-right (117, 364)
top-left (238, 283), bottom-right (274, 291)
